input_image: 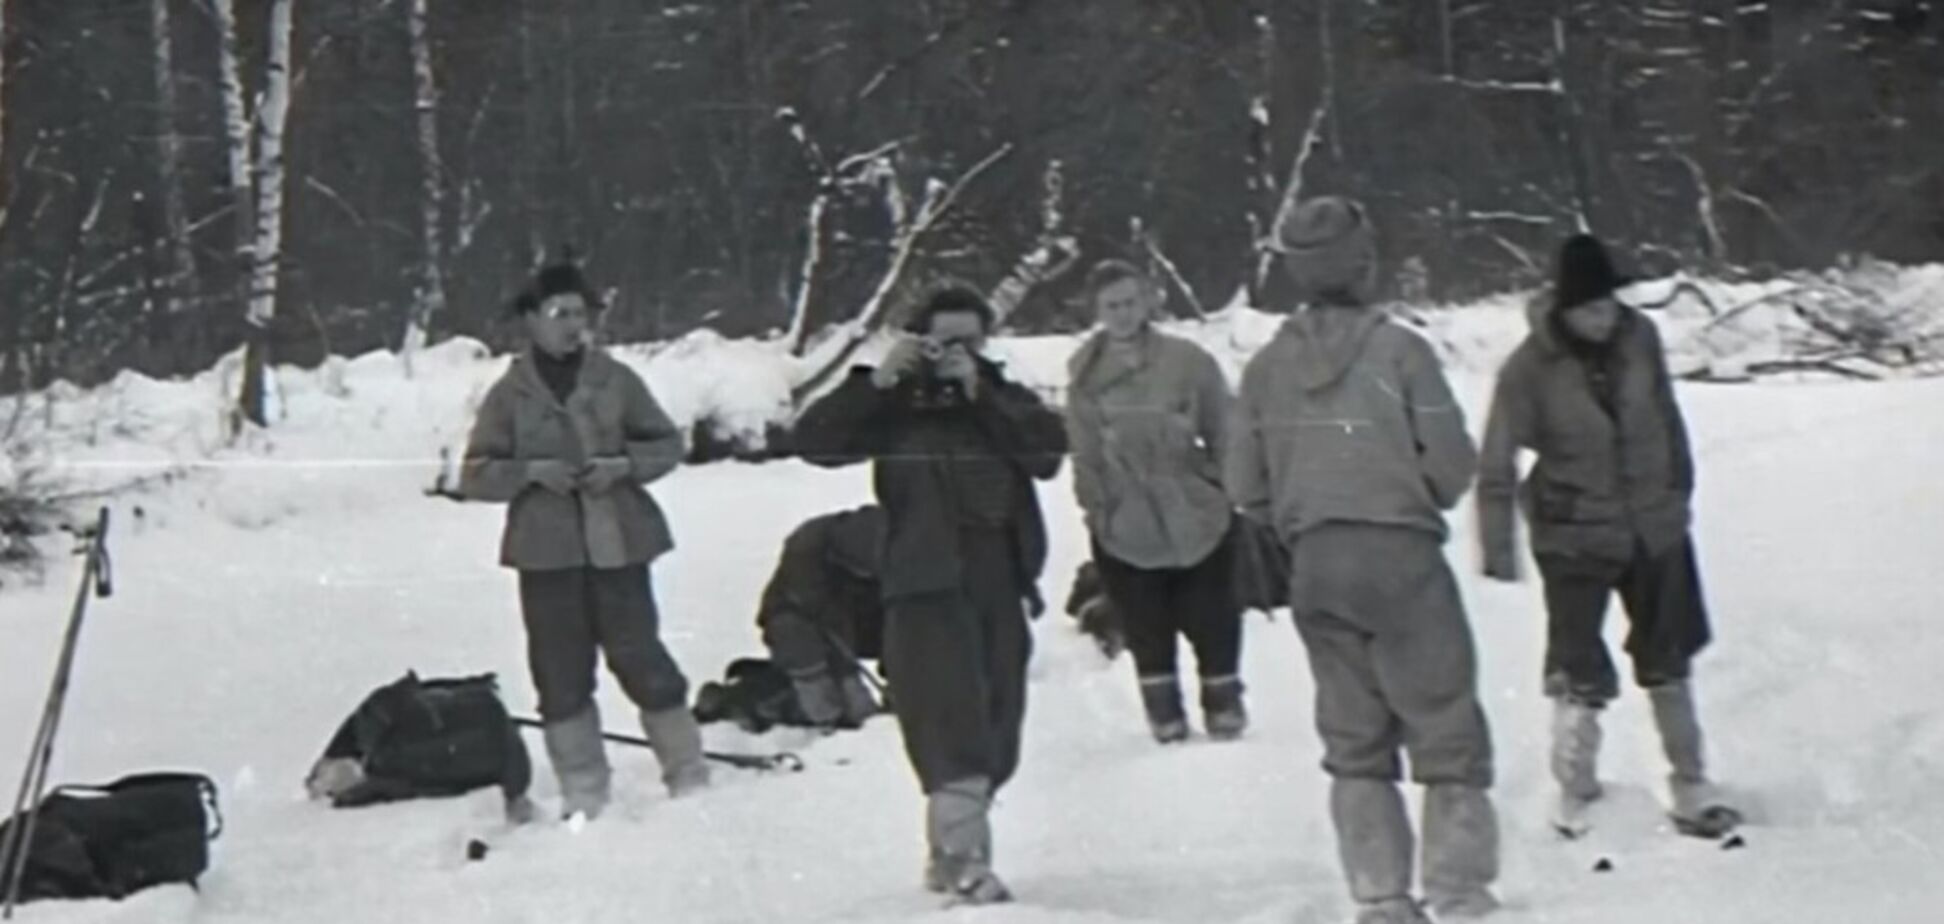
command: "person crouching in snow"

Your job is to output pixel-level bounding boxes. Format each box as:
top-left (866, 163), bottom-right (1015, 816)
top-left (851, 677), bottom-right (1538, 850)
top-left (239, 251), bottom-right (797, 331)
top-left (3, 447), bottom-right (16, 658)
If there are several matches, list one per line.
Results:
top-left (459, 261), bottom-right (710, 821)
top-left (1477, 234), bottom-right (1741, 840)
top-left (794, 286), bottom-right (1066, 905)
top-left (755, 504), bottom-right (888, 730)
top-left (1064, 258), bottom-right (1247, 744)
top-left (1227, 196), bottom-right (1500, 923)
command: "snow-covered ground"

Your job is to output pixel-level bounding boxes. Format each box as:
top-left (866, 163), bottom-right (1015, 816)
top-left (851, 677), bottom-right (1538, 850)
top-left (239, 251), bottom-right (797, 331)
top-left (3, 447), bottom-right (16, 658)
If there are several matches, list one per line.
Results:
top-left (4, 279), bottom-right (1943, 923)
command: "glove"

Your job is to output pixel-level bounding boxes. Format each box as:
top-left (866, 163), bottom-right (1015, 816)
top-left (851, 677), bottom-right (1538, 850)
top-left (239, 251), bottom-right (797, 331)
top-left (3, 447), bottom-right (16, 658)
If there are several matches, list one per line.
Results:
top-left (578, 456), bottom-right (633, 492)
top-left (527, 459), bottom-right (579, 494)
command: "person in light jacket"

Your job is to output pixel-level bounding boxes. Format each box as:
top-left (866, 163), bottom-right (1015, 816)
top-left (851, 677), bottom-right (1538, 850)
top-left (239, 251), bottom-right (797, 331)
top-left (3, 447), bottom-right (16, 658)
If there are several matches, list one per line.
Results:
top-left (1477, 233), bottom-right (1741, 840)
top-left (1064, 258), bottom-right (1247, 743)
top-left (1228, 196), bottom-right (1499, 924)
top-left (460, 261), bottom-right (710, 821)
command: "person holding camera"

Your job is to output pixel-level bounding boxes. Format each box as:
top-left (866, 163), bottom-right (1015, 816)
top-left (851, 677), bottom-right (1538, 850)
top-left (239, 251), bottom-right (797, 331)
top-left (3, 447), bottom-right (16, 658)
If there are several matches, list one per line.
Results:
top-left (1064, 259), bottom-right (1247, 744)
top-left (459, 261), bottom-right (711, 822)
top-left (794, 287), bottom-right (1066, 905)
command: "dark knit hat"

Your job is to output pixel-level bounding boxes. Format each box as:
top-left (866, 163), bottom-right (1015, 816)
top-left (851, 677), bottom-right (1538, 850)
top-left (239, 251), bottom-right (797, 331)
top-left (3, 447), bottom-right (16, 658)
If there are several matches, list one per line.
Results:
top-left (1552, 234), bottom-right (1631, 312)
top-left (1272, 195), bottom-right (1378, 304)
top-left (904, 285), bottom-right (995, 334)
top-left (513, 259), bottom-right (603, 315)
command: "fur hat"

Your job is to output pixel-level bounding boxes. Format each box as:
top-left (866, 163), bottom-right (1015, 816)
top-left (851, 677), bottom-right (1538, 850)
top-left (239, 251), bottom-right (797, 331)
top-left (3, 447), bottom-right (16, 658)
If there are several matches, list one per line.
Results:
top-left (1271, 195), bottom-right (1378, 304)
top-left (1552, 234), bottom-right (1630, 312)
top-left (513, 260), bottom-right (602, 315)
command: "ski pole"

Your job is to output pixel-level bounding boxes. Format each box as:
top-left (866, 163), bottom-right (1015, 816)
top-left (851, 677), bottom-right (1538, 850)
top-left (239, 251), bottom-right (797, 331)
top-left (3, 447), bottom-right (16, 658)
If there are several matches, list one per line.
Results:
top-left (507, 717), bottom-right (803, 773)
top-left (812, 623), bottom-right (889, 702)
top-left (2, 508), bottom-right (112, 920)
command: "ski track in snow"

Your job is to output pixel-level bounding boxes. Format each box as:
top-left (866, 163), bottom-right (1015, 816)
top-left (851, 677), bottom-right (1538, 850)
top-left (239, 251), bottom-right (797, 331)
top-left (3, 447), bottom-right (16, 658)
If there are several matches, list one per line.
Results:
top-left (4, 341), bottom-right (1944, 921)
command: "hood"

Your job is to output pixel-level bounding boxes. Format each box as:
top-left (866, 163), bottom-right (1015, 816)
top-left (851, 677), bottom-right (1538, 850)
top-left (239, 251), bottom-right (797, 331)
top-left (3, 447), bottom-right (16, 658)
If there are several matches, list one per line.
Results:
top-left (1524, 287), bottom-right (1636, 358)
top-left (1280, 306), bottom-right (1387, 391)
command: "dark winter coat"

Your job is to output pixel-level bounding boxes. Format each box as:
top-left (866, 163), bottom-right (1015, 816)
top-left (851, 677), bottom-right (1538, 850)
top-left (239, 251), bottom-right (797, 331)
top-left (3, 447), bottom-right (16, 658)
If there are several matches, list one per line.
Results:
top-left (1065, 329), bottom-right (1234, 570)
top-left (756, 505), bottom-right (889, 665)
top-left (793, 360), bottom-right (1066, 613)
top-left (459, 348), bottom-right (684, 570)
top-left (1477, 297), bottom-right (1695, 568)
top-left (1226, 306), bottom-right (1478, 545)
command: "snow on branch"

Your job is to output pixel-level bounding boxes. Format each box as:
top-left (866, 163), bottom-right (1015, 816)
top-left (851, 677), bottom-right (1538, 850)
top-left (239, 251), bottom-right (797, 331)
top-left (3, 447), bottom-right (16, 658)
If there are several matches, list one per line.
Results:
top-left (1441, 74), bottom-right (1563, 94)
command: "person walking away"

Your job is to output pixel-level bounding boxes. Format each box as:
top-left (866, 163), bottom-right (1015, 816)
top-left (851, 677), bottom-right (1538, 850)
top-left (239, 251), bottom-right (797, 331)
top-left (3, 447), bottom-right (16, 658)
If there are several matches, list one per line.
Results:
top-left (794, 287), bottom-right (1066, 905)
top-left (1477, 233), bottom-right (1741, 840)
top-left (1227, 196), bottom-right (1501, 923)
top-left (460, 261), bottom-right (710, 821)
top-left (1065, 258), bottom-right (1247, 743)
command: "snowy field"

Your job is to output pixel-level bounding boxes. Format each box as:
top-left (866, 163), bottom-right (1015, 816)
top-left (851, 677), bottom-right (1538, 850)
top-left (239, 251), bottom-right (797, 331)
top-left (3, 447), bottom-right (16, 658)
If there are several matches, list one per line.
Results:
top-left (4, 283), bottom-right (1944, 923)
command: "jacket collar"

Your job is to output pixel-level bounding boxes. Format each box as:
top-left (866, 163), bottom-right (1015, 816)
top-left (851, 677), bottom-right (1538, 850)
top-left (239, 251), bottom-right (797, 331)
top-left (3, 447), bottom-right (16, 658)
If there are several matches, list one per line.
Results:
top-left (511, 345), bottom-right (617, 404)
top-left (1070, 326), bottom-right (1157, 395)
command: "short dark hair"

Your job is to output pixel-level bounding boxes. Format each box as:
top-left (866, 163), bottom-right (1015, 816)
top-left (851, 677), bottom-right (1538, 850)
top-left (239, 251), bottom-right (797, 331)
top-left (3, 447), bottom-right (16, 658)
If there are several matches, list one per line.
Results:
top-left (1084, 258), bottom-right (1149, 299)
top-left (904, 285), bottom-right (995, 334)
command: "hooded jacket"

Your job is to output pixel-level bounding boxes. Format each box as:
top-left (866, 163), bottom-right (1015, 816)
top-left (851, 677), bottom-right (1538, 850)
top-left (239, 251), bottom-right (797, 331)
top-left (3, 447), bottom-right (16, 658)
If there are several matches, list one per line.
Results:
top-left (1226, 306), bottom-right (1478, 544)
top-left (1477, 294), bottom-right (1694, 568)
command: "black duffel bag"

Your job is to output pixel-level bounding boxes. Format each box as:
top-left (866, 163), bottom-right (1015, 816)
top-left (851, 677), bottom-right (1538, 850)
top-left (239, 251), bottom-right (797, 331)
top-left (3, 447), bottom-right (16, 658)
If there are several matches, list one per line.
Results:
top-left (307, 671), bottom-right (532, 809)
top-left (0, 771), bottom-right (221, 903)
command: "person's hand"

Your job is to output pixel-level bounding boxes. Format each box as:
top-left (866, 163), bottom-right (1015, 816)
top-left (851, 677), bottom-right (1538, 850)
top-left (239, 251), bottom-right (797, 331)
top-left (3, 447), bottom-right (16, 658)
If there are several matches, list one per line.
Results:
top-left (578, 456), bottom-right (633, 492)
top-left (871, 336), bottom-right (929, 390)
top-left (527, 459), bottom-right (579, 494)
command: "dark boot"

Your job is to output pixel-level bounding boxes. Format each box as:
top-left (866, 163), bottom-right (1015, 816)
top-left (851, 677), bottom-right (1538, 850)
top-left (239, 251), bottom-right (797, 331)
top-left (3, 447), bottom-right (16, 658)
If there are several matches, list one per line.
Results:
top-left (1138, 674), bottom-right (1189, 743)
top-left (1200, 674), bottom-right (1248, 741)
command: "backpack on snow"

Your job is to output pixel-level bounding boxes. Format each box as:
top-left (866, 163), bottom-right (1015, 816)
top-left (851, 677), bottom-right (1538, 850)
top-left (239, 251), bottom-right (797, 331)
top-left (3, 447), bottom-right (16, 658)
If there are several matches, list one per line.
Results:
top-left (0, 771), bottom-right (222, 903)
top-left (692, 658), bottom-right (815, 734)
top-left (306, 671), bottom-right (531, 808)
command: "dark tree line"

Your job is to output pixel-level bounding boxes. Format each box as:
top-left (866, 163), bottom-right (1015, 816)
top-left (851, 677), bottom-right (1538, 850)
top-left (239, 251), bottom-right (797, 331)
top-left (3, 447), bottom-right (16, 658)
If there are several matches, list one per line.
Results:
top-left (0, 0), bottom-right (1938, 404)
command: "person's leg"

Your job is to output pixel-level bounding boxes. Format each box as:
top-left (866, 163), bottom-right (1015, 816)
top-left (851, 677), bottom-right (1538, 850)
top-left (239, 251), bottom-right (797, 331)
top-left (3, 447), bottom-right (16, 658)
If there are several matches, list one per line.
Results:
top-left (1093, 539), bottom-right (1188, 742)
top-left (518, 568), bottom-right (610, 818)
top-left (589, 564), bottom-right (708, 796)
top-left (1174, 531), bottom-right (1247, 739)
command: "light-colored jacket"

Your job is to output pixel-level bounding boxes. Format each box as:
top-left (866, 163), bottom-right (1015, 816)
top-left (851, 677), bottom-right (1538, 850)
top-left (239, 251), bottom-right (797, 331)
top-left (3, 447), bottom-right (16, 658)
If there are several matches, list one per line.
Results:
top-left (1226, 307), bottom-right (1477, 544)
top-left (460, 348), bottom-right (685, 570)
top-left (1065, 329), bottom-right (1233, 569)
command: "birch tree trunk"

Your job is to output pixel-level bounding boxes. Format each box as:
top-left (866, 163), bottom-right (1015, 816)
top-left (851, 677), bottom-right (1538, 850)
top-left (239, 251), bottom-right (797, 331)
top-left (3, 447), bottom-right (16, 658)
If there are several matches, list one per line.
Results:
top-left (400, 0), bottom-right (445, 374)
top-left (237, 0), bottom-right (294, 429)
top-left (149, 0), bottom-right (198, 371)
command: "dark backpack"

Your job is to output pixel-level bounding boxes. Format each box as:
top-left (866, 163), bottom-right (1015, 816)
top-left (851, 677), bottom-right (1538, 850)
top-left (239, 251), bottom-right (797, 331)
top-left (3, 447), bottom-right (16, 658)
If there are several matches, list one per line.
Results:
top-left (314, 671), bottom-right (531, 807)
top-left (692, 658), bottom-right (812, 734)
top-left (0, 772), bottom-right (221, 903)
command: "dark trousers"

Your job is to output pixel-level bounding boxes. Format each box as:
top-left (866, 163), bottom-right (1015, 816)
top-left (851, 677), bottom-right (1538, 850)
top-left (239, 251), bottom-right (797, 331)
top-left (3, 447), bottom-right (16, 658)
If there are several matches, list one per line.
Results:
top-left (518, 564), bottom-right (691, 721)
top-left (1091, 529), bottom-right (1242, 681)
top-left (883, 528), bottom-right (1032, 795)
top-left (1537, 535), bottom-right (1713, 706)
top-left (1289, 524), bottom-right (1493, 787)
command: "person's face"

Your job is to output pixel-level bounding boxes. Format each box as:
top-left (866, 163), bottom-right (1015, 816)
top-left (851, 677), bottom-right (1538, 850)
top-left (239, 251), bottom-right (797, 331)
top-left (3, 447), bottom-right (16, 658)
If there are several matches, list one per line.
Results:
top-left (923, 309), bottom-right (986, 378)
top-left (1094, 277), bottom-right (1154, 340)
top-left (1559, 296), bottom-right (1621, 344)
top-left (525, 292), bottom-right (591, 357)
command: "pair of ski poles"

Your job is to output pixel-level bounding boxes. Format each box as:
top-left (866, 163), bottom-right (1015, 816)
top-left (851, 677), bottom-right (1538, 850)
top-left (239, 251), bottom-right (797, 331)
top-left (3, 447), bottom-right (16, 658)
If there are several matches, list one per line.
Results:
top-left (0, 508), bottom-right (113, 920)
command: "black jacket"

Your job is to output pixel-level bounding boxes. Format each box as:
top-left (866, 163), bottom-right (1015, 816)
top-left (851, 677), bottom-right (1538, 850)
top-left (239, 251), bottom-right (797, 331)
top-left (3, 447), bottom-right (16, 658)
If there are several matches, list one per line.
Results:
top-left (794, 361), bottom-right (1066, 613)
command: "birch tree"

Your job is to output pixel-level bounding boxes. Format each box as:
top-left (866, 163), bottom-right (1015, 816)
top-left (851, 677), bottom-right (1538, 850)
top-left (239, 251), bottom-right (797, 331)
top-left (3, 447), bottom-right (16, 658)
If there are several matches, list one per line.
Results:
top-left (236, 0), bottom-right (295, 429)
top-left (399, 0), bottom-right (445, 374)
top-left (149, 0), bottom-right (197, 365)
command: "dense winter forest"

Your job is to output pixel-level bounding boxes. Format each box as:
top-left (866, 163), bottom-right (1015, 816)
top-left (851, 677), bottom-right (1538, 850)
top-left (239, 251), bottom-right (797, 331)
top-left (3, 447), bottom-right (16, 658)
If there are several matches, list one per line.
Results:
top-left (0, 0), bottom-right (1939, 411)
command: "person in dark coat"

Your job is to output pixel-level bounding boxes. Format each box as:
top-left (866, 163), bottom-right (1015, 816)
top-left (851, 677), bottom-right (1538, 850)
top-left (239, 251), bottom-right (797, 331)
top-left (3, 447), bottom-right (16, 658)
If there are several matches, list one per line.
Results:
top-left (1478, 234), bottom-right (1741, 839)
top-left (459, 261), bottom-right (710, 821)
top-left (755, 504), bottom-right (888, 729)
top-left (794, 286), bottom-right (1066, 905)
